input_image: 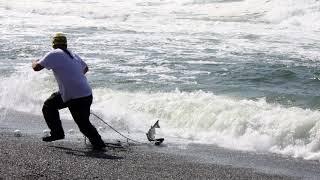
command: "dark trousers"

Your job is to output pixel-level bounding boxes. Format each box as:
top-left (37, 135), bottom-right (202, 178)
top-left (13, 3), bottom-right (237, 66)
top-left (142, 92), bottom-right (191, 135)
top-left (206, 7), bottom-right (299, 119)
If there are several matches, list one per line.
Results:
top-left (42, 92), bottom-right (105, 147)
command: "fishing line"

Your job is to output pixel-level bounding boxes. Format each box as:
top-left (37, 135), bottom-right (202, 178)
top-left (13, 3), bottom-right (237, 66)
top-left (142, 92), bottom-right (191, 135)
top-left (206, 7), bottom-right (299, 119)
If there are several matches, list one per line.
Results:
top-left (90, 111), bottom-right (143, 144)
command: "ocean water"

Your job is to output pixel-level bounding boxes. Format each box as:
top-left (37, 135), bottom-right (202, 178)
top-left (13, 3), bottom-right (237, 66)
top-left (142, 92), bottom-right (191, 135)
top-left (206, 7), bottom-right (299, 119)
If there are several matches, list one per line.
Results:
top-left (1, 0), bottom-right (320, 160)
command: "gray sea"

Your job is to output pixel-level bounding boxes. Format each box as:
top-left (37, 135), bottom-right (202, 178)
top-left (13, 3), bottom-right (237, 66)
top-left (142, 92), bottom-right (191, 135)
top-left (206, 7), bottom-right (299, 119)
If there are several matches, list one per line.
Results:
top-left (1, 0), bottom-right (320, 161)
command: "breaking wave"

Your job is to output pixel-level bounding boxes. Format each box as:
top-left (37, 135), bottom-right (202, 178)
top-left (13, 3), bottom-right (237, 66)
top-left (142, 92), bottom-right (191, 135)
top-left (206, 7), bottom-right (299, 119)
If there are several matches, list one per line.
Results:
top-left (93, 88), bottom-right (320, 161)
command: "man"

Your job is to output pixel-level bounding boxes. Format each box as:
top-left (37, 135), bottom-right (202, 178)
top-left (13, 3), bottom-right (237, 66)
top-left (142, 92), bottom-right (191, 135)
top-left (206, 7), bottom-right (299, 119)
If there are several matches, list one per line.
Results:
top-left (32, 33), bottom-right (106, 150)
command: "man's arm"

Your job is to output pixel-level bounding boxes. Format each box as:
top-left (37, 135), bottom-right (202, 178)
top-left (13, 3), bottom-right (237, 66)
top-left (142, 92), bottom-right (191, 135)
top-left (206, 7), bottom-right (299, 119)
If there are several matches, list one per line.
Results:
top-left (32, 60), bottom-right (44, 71)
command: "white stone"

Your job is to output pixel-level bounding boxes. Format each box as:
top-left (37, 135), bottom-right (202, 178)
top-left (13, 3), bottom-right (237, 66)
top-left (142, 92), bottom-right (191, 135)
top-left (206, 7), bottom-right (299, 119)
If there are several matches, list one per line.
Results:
top-left (98, 126), bottom-right (106, 132)
top-left (43, 129), bottom-right (50, 136)
top-left (14, 129), bottom-right (22, 137)
top-left (68, 129), bottom-right (75, 134)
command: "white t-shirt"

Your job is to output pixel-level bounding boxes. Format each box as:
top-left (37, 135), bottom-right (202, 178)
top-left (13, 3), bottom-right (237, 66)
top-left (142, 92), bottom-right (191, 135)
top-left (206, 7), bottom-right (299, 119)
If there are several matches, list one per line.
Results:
top-left (39, 49), bottom-right (92, 102)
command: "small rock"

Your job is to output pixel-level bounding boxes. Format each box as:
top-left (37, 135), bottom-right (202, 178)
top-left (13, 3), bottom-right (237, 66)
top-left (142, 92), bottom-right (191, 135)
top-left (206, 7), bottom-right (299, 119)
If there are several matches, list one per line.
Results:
top-left (98, 126), bottom-right (106, 132)
top-left (14, 129), bottom-right (22, 137)
top-left (43, 129), bottom-right (50, 137)
top-left (68, 129), bottom-right (75, 134)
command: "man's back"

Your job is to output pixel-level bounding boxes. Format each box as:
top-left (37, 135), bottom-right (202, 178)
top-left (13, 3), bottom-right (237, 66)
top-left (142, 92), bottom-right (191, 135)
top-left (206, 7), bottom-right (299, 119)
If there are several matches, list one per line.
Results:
top-left (39, 49), bottom-right (92, 102)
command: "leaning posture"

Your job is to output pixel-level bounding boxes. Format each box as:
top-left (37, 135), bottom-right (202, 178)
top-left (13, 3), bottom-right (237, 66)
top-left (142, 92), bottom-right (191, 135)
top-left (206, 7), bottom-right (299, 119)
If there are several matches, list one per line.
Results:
top-left (32, 33), bottom-right (106, 150)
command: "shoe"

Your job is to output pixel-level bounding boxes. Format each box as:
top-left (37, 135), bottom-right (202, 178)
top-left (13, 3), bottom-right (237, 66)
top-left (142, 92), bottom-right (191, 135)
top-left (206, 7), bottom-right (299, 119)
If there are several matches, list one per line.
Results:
top-left (92, 147), bottom-right (107, 152)
top-left (42, 135), bottom-right (65, 142)
top-left (92, 143), bottom-right (107, 152)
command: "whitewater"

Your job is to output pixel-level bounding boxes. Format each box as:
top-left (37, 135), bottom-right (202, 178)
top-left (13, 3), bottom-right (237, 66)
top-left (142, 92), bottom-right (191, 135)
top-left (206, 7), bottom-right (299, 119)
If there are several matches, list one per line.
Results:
top-left (1, 0), bottom-right (320, 161)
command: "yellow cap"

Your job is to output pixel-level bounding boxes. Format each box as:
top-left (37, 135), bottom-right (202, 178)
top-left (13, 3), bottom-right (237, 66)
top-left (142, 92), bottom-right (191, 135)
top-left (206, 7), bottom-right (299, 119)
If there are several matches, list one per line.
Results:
top-left (52, 32), bottom-right (67, 46)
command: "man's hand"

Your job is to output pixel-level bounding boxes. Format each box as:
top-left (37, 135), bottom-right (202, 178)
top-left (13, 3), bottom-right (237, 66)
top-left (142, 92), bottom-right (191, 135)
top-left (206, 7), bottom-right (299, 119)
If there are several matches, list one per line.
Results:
top-left (32, 60), bottom-right (44, 71)
top-left (84, 66), bottom-right (89, 74)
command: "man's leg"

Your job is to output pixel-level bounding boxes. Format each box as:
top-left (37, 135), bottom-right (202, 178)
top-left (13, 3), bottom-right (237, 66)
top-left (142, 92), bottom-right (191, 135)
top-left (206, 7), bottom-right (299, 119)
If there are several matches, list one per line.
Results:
top-left (68, 96), bottom-right (106, 149)
top-left (42, 92), bottom-right (67, 141)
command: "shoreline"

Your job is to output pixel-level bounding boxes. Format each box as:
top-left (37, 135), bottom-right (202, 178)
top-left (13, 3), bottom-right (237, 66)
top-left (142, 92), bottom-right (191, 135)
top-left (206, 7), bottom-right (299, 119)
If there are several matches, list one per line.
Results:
top-left (0, 130), bottom-right (295, 180)
top-left (1, 110), bottom-right (320, 179)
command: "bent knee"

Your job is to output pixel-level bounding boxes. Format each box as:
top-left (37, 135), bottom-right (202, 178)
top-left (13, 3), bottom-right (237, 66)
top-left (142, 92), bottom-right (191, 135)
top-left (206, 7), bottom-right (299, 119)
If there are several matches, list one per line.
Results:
top-left (42, 103), bottom-right (50, 113)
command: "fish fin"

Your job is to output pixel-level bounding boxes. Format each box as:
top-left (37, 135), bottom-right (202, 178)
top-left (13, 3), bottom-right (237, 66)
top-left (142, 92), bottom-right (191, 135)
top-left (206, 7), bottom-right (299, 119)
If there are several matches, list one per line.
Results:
top-left (153, 120), bottom-right (160, 128)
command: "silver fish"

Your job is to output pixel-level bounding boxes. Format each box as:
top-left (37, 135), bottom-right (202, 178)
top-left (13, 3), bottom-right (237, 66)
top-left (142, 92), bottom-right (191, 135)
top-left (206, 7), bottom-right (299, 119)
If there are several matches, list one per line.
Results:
top-left (146, 120), bottom-right (164, 145)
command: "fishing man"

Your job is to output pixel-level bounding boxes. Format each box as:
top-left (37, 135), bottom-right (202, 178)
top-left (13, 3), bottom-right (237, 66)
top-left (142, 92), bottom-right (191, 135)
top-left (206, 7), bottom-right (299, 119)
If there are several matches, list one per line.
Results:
top-left (32, 33), bottom-right (106, 150)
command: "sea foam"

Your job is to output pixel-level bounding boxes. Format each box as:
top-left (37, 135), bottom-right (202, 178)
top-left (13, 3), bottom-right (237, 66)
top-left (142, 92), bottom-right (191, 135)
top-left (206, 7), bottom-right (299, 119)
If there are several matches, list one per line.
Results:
top-left (92, 88), bottom-right (320, 160)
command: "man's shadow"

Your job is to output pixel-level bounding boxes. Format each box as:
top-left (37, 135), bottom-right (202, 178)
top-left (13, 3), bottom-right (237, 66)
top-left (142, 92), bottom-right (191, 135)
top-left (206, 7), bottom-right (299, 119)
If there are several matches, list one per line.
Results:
top-left (49, 145), bottom-right (124, 160)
